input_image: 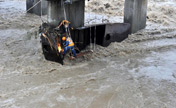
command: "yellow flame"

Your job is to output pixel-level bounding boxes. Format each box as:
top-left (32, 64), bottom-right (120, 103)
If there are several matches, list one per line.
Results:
top-left (58, 44), bottom-right (61, 53)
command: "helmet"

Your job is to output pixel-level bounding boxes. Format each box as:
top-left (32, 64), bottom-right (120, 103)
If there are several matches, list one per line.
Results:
top-left (62, 37), bottom-right (66, 41)
top-left (63, 20), bottom-right (70, 25)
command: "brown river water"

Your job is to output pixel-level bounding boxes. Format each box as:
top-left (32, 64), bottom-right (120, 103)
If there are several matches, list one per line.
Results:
top-left (0, 0), bottom-right (176, 108)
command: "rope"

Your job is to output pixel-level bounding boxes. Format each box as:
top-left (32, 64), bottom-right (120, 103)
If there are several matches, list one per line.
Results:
top-left (94, 25), bottom-right (96, 51)
top-left (62, 0), bottom-right (72, 37)
top-left (94, 9), bottom-right (97, 51)
top-left (26, 0), bottom-right (42, 13)
top-left (87, 0), bottom-right (92, 50)
top-left (88, 3), bottom-right (93, 51)
top-left (63, 3), bottom-right (67, 20)
top-left (26, 0), bottom-right (44, 23)
top-left (61, 0), bottom-right (67, 20)
top-left (41, 0), bottom-right (42, 16)
top-left (40, 0), bottom-right (43, 24)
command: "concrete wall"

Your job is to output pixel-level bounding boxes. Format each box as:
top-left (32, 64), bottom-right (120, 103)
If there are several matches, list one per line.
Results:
top-left (26, 0), bottom-right (48, 16)
top-left (47, 0), bottom-right (85, 28)
top-left (124, 0), bottom-right (148, 33)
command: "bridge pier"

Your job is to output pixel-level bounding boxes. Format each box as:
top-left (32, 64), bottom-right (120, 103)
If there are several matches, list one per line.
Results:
top-left (124, 0), bottom-right (148, 33)
top-left (27, 0), bottom-right (148, 33)
top-left (47, 0), bottom-right (85, 28)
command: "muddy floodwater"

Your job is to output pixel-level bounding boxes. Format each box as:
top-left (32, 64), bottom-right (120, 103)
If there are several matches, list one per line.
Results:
top-left (0, 0), bottom-right (176, 108)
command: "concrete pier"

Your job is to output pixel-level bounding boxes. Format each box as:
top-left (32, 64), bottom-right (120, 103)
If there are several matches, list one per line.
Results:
top-left (26, 0), bottom-right (48, 16)
top-left (124, 0), bottom-right (148, 33)
top-left (47, 0), bottom-right (85, 28)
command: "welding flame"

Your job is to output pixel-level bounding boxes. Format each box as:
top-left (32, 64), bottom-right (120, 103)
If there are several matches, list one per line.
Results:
top-left (56, 37), bottom-right (62, 53)
top-left (57, 43), bottom-right (62, 53)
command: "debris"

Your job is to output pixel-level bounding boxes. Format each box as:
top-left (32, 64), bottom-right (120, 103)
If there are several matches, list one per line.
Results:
top-left (104, 3), bottom-right (111, 9)
top-left (69, 50), bottom-right (93, 60)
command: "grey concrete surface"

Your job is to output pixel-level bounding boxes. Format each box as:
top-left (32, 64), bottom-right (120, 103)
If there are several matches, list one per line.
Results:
top-left (47, 0), bottom-right (85, 28)
top-left (26, 0), bottom-right (48, 15)
top-left (124, 0), bottom-right (148, 33)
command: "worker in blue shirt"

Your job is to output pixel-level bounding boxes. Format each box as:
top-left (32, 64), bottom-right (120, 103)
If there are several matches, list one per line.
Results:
top-left (62, 36), bottom-right (77, 58)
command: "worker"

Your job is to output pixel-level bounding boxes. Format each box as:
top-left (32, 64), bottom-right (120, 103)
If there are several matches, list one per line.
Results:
top-left (57, 20), bottom-right (73, 36)
top-left (62, 36), bottom-right (77, 58)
